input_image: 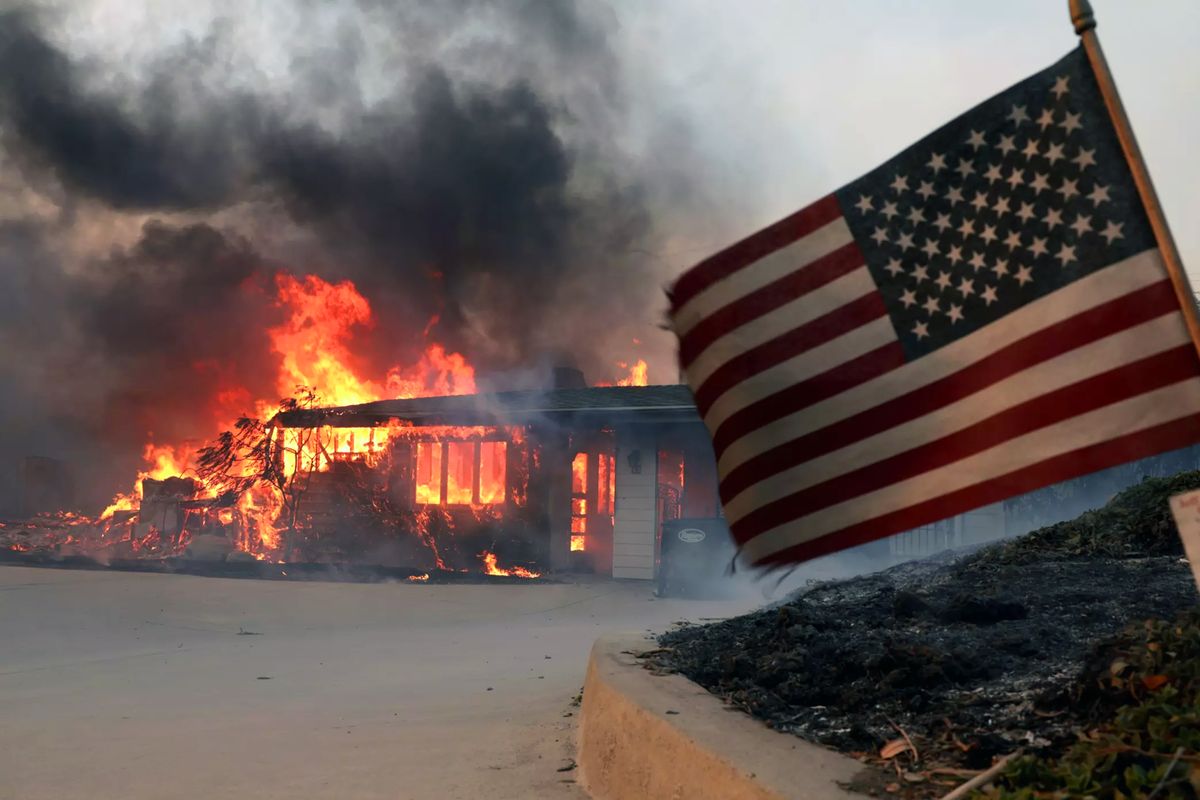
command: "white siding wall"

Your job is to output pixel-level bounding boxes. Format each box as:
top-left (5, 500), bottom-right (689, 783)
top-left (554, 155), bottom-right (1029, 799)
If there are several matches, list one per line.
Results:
top-left (961, 502), bottom-right (1007, 546)
top-left (889, 502), bottom-right (1008, 557)
top-left (612, 429), bottom-right (657, 580)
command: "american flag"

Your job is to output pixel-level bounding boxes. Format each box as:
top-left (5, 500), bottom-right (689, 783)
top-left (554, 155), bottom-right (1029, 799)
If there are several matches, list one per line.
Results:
top-left (669, 47), bottom-right (1200, 568)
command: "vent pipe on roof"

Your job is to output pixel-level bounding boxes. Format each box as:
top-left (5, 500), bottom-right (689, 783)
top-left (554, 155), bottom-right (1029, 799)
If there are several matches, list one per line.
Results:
top-left (551, 365), bottom-right (587, 390)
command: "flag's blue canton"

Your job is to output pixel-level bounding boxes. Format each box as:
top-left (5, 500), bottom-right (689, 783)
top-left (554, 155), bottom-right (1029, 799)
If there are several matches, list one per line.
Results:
top-left (836, 47), bottom-right (1155, 360)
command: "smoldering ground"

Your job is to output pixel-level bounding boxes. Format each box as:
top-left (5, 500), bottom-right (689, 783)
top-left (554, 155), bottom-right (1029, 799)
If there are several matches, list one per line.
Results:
top-left (0, 2), bottom-right (698, 512)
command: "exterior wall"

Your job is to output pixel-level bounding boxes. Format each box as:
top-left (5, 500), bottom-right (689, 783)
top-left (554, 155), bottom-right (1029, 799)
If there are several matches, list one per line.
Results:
top-left (960, 502), bottom-right (1007, 547)
top-left (612, 428), bottom-right (657, 580)
top-left (888, 502), bottom-right (1008, 557)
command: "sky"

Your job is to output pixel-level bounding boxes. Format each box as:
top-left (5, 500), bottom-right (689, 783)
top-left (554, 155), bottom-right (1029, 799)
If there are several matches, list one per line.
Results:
top-left (0, 0), bottom-right (1196, 508)
top-left (615, 0), bottom-right (1200, 283)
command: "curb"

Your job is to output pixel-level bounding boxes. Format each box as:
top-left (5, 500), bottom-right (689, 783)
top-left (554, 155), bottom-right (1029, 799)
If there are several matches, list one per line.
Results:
top-left (577, 634), bottom-right (866, 800)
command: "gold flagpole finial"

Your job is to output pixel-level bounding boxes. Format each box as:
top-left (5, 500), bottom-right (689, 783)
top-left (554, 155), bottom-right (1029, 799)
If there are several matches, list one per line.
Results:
top-left (1070, 0), bottom-right (1096, 35)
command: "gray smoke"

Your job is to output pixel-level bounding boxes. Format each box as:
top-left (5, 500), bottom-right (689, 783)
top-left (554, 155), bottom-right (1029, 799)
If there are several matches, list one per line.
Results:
top-left (0, 2), bottom-right (689, 512)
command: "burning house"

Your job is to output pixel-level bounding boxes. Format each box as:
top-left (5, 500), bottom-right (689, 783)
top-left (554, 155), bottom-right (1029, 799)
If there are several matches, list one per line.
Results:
top-left (0, 359), bottom-right (725, 582)
top-left (266, 370), bottom-right (720, 580)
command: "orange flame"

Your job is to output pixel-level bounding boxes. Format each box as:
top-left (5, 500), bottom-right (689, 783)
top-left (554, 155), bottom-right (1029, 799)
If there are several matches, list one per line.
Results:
top-left (51, 272), bottom-right (481, 563)
top-left (480, 550), bottom-right (539, 579)
top-left (570, 452), bottom-right (587, 551)
top-left (616, 359), bottom-right (649, 386)
top-left (597, 358), bottom-right (649, 387)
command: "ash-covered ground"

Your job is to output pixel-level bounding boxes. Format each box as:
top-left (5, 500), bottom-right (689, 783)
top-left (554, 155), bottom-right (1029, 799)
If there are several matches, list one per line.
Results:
top-left (645, 472), bottom-right (1200, 778)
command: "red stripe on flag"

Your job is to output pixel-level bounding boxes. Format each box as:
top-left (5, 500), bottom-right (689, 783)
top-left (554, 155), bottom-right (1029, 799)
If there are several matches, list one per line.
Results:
top-left (718, 279), bottom-right (1180, 498)
top-left (678, 242), bottom-right (863, 368)
top-left (693, 292), bottom-right (888, 416)
top-left (750, 412), bottom-right (1200, 567)
top-left (711, 343), bottom-right (907, 457)
top-left (730, 343), bottom-right (1199, 540)
top-left (670, 195), bottom-right (843, 311)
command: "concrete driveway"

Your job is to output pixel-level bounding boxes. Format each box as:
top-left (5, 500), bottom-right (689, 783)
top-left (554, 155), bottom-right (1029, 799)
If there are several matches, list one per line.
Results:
top-left (0, 566), bottom-right (757, 800)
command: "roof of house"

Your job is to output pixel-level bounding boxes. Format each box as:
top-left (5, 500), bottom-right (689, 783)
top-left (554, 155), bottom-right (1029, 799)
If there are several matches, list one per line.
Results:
top-left (273, 384), bottom-right (702, 428)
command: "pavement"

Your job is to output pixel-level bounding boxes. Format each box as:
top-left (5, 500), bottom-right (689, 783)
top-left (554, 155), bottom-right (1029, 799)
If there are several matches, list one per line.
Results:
top-left (0, 566), bottom-right (758, 800)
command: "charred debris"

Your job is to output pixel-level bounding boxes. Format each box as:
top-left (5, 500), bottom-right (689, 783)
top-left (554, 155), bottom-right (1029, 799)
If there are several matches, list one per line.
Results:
top-left (644, 470), bottom-right (1200, 797)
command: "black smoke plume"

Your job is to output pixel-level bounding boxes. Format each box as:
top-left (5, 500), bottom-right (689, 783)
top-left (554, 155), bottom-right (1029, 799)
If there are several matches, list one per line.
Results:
top-left (0, 2), bottom-right (677, 513)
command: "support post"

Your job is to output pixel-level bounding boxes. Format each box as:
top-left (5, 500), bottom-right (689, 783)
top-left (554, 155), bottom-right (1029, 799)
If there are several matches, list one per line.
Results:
top-left (1070, 0), bottom-right (1200, 358)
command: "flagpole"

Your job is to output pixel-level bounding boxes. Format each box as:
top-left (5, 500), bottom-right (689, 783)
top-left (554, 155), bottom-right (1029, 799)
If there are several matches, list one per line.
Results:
top-left (1069, 0), bottom-right (1200, 358)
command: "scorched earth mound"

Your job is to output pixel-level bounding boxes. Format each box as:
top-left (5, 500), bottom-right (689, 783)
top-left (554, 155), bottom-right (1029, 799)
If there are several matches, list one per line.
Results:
top-left (645, 471), bottom-right (1200, 796)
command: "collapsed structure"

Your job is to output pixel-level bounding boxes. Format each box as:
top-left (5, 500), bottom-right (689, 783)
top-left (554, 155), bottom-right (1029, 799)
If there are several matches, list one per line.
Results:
top-left (1, 370), bottom-right (726, 581)
top-left (268, 371), bottom-right (719, 579)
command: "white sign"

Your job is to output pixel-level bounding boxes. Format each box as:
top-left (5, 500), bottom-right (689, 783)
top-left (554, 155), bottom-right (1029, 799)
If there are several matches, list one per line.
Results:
top-left (1167, 489), bottom-right (1200, 592)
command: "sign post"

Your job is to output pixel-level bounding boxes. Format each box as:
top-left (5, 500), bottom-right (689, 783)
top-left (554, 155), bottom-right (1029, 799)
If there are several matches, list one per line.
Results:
top-left (1168, 490), bottom-right (1200, 591)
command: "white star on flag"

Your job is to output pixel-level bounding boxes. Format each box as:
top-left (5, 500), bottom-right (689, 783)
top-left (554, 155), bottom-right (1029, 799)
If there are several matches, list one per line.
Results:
top-left (1060, 111), bottom-right (1083, 134)
top-left (1100, 220), bottom-right (1124, 243)
top-left (1058, 178), bottom-right (1080, 201)
top-left (1055, 243), bottom-right (1077, 266)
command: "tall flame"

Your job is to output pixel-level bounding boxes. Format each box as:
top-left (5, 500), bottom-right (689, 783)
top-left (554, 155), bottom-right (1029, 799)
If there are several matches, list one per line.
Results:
top-left (616, 359), bottom-right (649, 387)
top-left (77, 271), bottom-right (480, 561)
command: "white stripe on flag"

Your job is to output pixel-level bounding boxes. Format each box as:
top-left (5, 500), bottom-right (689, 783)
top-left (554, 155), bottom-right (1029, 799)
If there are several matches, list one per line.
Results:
top-left (740, 378), bottom-right (1200, 563)
top-left (717, 248), bottom-right (1167, 475)
top-left (686, 266), bottom-right (877, 387)
top-left (672, 217), bottom-right (854, 337)
top-left (722, 311), bottom-right (1192, 523)
top-left (702, 315), bottom-right (898, 431)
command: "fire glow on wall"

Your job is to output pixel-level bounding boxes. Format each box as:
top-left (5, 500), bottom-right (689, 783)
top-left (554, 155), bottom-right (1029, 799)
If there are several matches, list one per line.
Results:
top-left (570, 450), bottom-right (615, 552)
